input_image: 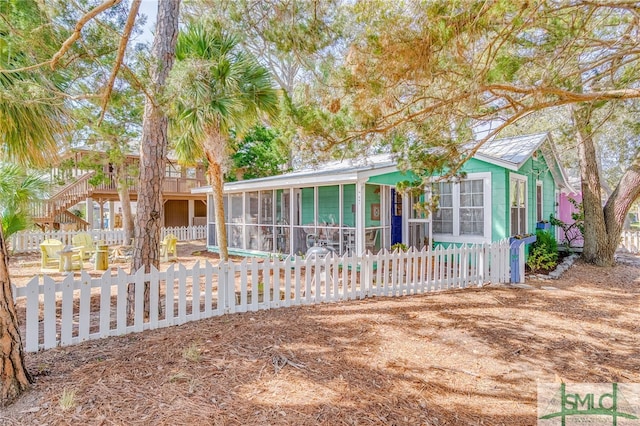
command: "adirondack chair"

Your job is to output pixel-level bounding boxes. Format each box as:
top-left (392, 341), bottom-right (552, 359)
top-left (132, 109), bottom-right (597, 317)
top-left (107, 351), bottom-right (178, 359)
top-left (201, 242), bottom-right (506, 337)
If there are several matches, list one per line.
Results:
top-left (40, 239), bottom-right (83, 271)
top-left (72, 232), bottom-right (96, 260)
top-left (160, 234), bottom-right (178, 262)
top-left (111, 238), bottom-right (134, 261)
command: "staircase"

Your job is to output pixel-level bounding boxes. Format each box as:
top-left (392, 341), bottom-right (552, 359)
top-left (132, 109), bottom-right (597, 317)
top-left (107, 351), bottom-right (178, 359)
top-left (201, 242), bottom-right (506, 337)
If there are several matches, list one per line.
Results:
top-left (33, 172), bottom-right (94, 231)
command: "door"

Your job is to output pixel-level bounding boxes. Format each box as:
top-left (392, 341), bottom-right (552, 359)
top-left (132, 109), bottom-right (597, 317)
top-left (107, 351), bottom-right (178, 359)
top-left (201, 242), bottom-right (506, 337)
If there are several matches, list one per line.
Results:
top-left (391, 188), bottom-right (402, 245)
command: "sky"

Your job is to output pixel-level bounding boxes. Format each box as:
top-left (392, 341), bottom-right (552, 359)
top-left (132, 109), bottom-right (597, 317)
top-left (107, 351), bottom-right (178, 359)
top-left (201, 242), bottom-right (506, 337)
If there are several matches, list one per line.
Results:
top-left (136, 0), bottom-right (158, 44)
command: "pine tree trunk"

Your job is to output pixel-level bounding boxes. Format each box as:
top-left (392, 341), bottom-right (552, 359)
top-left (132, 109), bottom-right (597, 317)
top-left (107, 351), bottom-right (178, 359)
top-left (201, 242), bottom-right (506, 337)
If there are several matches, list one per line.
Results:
top-left (573, 104), bottom-right (609, 264)
top-left (602, 154), bottom-right (640, 263)
top-left (573, 103), bottom-right (640, 266)
top-left (0, 225), bottom-right (32, 406)
top-left (130, 0), bottom-right (180, 318)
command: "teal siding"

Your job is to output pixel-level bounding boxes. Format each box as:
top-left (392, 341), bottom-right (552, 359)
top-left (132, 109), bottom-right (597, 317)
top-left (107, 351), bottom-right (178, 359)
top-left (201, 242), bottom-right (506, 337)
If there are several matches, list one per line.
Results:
top-left (368, 170), bottom-right (415, 185)
top-left (366, 153), bottom-right (562, 244)
top-left (343, 184), bottom-right (356, 226)
top-left (301, 187), bottom-right (314, 224)
top-left (515, 151), bottom-right (557, 235)
top-left (458, 158), bottom-right (509, 241)
top-left (318, 185), bottom-right (340, 223)
top-left (365, 184), bottom-right (381, 227)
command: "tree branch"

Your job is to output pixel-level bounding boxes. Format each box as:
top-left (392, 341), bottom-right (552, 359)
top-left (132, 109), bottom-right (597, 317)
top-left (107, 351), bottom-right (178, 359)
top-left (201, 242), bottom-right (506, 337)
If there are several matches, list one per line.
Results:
top-left (50, 0), bottom-right (122, 69)
top-left (483, 84), bottom-right (640, 102)
top-left (97, 0), bottom-right (142, 125)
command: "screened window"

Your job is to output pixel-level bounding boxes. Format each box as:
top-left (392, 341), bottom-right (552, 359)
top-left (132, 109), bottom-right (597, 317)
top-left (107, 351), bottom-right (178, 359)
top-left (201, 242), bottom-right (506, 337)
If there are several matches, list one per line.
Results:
top-left (230, 194), bottom-right (243, 222)
top-left (260, 191), bottom-right (273, 224)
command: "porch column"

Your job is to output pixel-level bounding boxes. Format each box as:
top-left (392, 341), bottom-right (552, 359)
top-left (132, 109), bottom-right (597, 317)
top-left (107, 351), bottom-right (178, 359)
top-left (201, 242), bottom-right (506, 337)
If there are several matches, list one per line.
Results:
top-left (289, 188), bottom-right (295, 254)
top-left (99, 200), bottom-right (104, 230)
top-left (108, 201), bottom-right (115, 230)
top-left (355, 181), bottom-right (365, 255)
top-left (86, 197), bottom-right (94, 229)
top-left (402, 192), bottom-right (409, 243)
top-left (188, 199), bottom-right (195, 226)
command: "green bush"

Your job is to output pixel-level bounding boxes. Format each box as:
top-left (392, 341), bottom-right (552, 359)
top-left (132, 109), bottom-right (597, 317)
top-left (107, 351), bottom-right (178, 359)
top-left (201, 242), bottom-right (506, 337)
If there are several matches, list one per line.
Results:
top-left (390, 242), bottom-right (408, 252)
top-left (527, 230), bottom-right (558, 273)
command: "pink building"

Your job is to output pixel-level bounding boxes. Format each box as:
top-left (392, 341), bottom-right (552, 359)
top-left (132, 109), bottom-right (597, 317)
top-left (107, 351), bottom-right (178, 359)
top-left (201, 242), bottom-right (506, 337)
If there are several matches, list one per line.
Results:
top-left (557, 191), bottom-right (583, 248)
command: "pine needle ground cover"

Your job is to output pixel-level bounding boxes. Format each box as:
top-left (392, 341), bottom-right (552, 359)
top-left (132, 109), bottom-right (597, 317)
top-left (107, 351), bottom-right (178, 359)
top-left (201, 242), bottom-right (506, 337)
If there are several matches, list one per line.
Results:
top-left (3, 243), bottom-right (639, 425)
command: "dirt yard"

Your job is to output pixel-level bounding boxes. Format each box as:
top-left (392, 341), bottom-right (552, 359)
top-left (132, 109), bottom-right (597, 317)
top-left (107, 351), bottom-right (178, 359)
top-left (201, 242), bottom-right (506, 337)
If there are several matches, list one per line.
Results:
top-left (2, 245), bottom-right (639, 425)
top-left (7, 240), bottom-right (220, 287)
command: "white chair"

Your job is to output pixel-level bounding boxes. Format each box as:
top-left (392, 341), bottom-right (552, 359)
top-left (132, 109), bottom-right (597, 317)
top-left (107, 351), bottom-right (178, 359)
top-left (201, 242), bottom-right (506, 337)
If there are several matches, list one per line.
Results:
top-left (306, 233), bottom-right (318, 248)
top-left (365, 229), bottom-right (379, 253)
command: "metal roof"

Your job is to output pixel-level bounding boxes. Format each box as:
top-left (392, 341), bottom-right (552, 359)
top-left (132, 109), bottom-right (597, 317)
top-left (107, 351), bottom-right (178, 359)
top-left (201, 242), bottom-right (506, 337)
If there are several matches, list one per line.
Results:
top-left (474, 132), bottom-right (574, 191)
top-left (476, 132), bottom-right (548, 167)
top-left (192, 132), bottom-right (574, 193)
top-left (192, 153), bottom-right (397, 192)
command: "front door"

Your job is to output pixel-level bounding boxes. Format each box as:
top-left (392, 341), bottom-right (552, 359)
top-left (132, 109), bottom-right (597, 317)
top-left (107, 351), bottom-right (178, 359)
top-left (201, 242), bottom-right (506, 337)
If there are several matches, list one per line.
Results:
top-left (391, 188), bottom-right (402, 245)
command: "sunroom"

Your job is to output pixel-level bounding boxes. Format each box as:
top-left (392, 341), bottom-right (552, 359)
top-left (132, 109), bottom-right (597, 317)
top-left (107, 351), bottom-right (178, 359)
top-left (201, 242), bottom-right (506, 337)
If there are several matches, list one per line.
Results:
top-left (192, 154), bottom-right (434, 257)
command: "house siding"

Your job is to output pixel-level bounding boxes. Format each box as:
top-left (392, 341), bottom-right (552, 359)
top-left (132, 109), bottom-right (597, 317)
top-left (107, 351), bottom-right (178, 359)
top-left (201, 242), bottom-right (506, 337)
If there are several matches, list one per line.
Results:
top-left (515, 152), bottom-right (557, 235)
top-left (343, 184), bottom-right (356, 226)
top-left (365, 184), bottom-right (381, 228)
top-left (457, 157), bottom-right (508, 242)
top-left (204, 136), bottom-right (569, 257)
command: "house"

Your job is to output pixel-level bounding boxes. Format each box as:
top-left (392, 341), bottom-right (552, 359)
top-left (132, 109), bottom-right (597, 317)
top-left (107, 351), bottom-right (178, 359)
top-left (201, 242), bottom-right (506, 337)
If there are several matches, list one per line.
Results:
top-left (192, 132), bottom-right (574, 257)
top-left (557, 191), bottom-right (584, 248)
top-left (35, 148), bottom-right (208, 231)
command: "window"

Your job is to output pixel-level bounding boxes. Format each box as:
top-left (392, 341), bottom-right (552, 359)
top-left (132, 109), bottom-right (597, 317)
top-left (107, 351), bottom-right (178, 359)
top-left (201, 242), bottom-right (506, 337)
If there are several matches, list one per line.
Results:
top-left (432, 176), bottom-right (488, 239)
top-left (409, 192), bottom-right (429, 220)
top-left (536, 181), bottom-right (543, 222)
top-left (260, 190), bottom-right (273, 224)
top-left (510, 176), bottom-right (527, 235)
top-left (394, 191), bottom-right (402, 216)
top-left (185, 167), bottom-right (196, 179)
top-left (432, 182), bottom-right (453, 234)
top-left (165, 164), bottom-right (181, 178)
top-left (459, 180), bottom-right (484, 235)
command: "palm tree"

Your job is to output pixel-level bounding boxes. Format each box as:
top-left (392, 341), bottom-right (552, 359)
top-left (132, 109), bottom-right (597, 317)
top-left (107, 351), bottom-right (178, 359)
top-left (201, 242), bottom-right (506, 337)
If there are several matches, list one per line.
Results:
top-left (0, 164), bottom-right (48, 239)
top-left (0, 1), bottom-right (67, 404)
top-left (0, 79), bottom-right (65, 404)
top-left (0, 63), bottom-right (66, 407)
top-left (169, 23), bottom-right (279, 261)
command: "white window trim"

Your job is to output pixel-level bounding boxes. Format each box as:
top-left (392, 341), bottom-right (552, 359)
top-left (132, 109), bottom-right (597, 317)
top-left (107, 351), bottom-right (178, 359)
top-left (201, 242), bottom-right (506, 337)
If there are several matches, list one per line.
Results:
top-left (536, 180), bottom-right (543, 223)
top-left (509, 172), bottom-right (528, 236)
top-left (431, 172), bottom-right (492, 244)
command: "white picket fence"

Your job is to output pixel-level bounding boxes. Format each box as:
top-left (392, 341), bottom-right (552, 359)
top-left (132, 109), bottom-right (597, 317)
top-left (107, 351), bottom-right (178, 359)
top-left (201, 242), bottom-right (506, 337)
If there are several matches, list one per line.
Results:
top-left (12, 241), bottom-right (511, 352)
top-left (9, 226), bottom-right (207, 253)
top-left (619, 230), bottom-right (640, 254)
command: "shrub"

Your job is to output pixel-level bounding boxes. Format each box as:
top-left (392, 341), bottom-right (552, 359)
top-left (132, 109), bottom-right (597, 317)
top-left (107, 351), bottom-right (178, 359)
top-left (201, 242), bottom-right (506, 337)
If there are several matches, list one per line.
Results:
top-left (390, 242), bottom-right (408, 252)
top-left (549, 197), bottom-right (584, 249)
top-left (527, 230), bottom-right (558, 273)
